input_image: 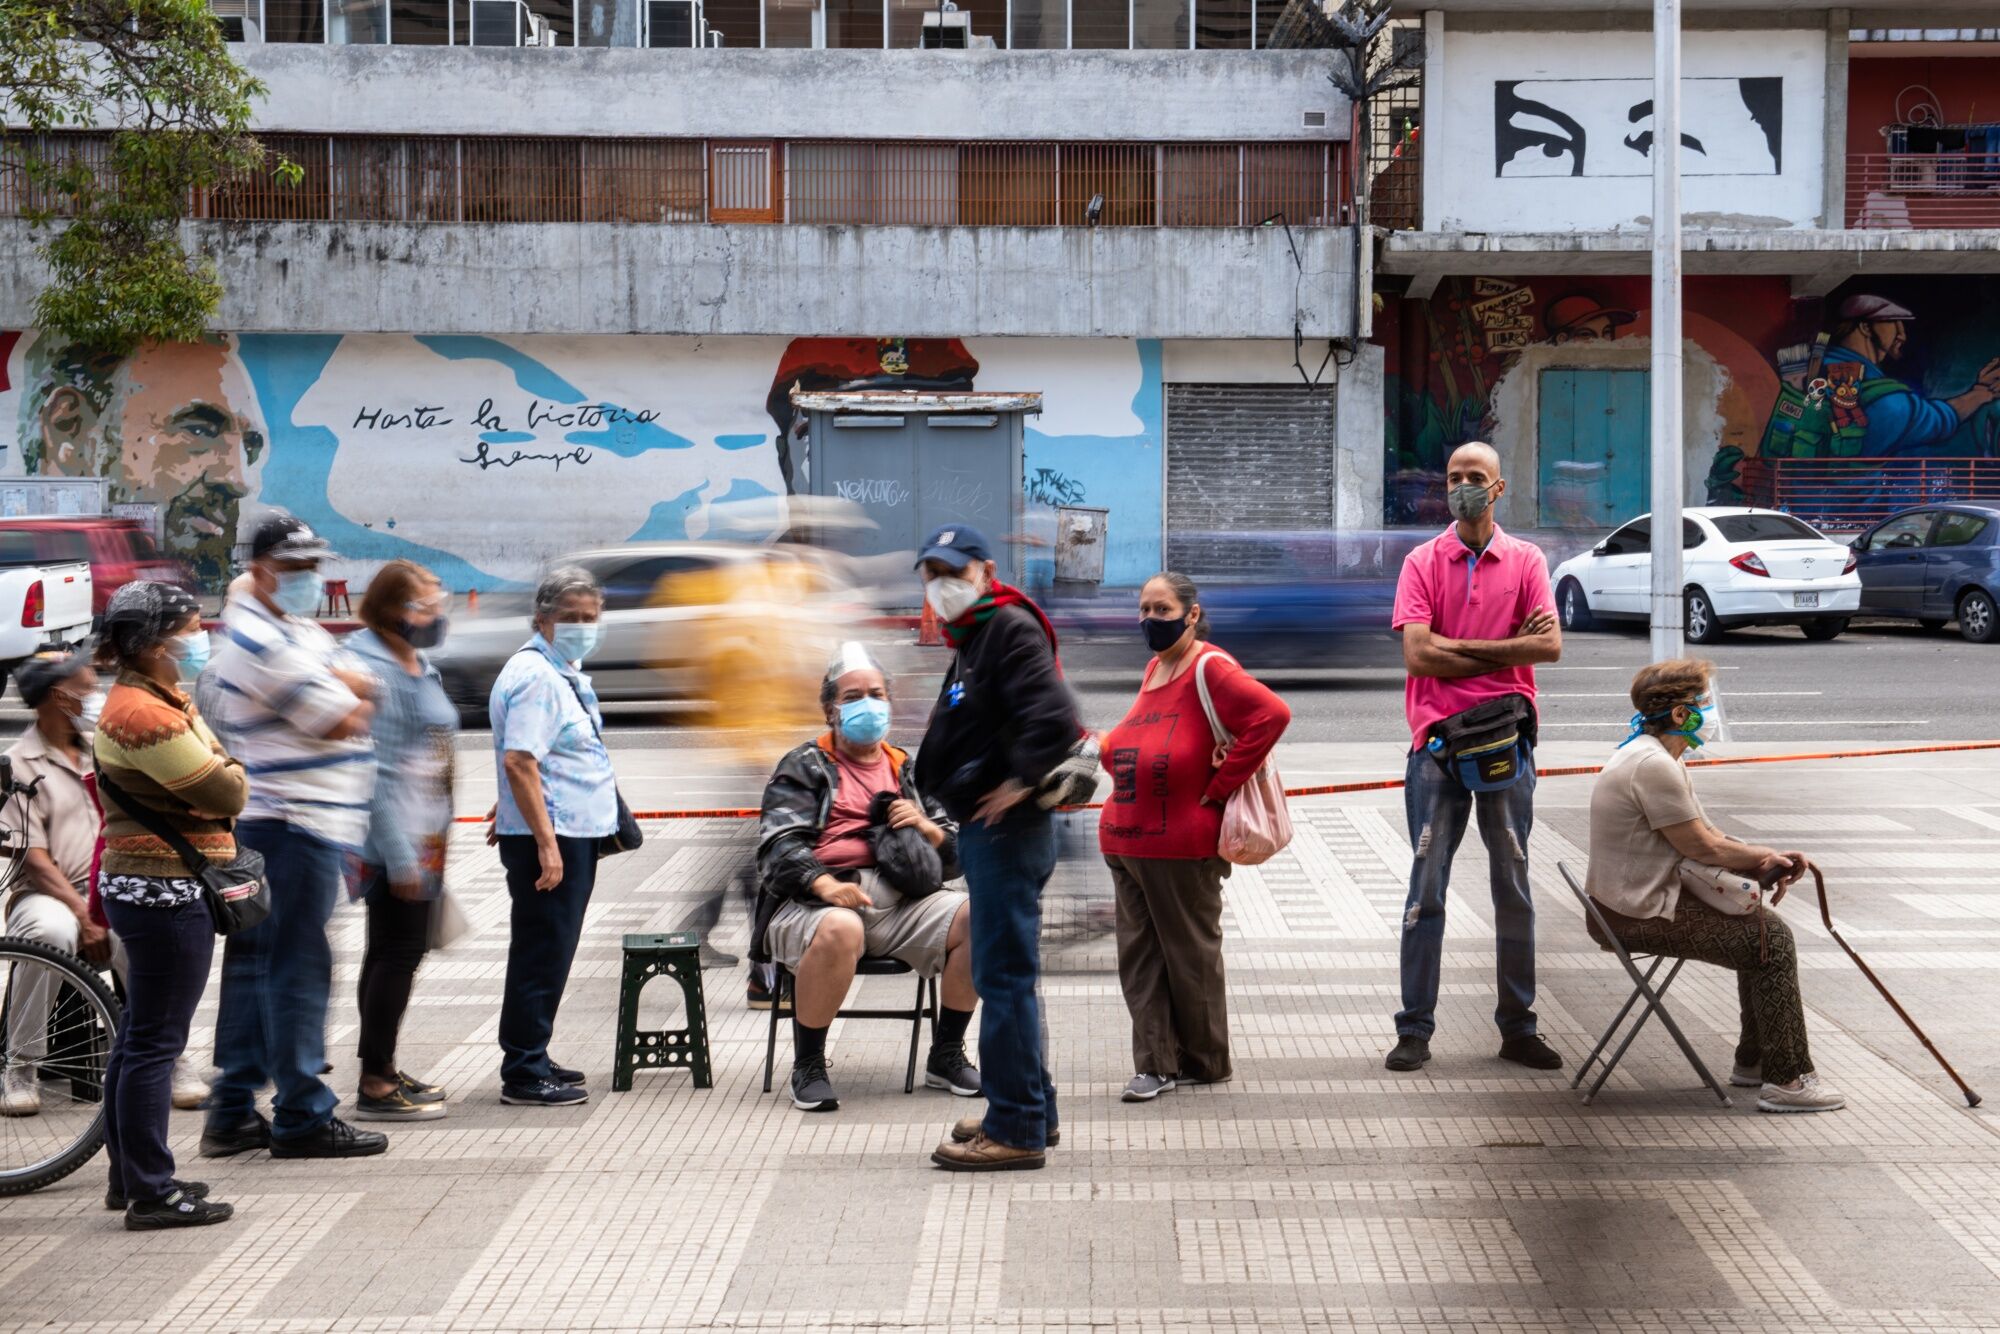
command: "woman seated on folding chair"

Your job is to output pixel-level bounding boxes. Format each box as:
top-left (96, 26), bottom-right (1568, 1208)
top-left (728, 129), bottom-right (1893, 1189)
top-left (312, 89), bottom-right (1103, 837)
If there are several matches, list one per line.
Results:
top-left (1585, 658), bottom-right (1845, 1115)
top-left (753, 643), bottom-right (979, 1114)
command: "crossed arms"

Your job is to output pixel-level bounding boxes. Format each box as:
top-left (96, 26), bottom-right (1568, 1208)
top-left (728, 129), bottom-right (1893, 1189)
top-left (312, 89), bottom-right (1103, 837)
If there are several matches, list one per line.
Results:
top-left (1401, 607), bottom-right (1563, 679)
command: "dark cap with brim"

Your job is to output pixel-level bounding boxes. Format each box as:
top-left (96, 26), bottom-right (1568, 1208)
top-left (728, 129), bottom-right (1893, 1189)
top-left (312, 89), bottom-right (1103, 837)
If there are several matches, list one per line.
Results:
top-left (250, 513), bottom-right (333, 564)
top-left (915, 523), bottom-right (994, 571)
top-left (15, 652), bottom-right (90, 709)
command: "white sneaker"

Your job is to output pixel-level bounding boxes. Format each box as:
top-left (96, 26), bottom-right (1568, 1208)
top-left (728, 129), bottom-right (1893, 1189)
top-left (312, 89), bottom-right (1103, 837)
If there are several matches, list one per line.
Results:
top-left (1757, 1072), bottom-right (1846, 1114)
top-left (171, 1059), bottom-right (211, 1111)
top-left (1730, 1063), bottom-right (1762, 1088)
top-left (0, 1067), bottom-right (41, 1118)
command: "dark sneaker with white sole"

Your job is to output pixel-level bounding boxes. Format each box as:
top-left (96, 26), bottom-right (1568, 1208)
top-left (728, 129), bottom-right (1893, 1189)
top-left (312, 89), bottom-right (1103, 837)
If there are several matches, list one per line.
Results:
top-left (107, 1178), bottom-right (208, 1211)
top-left (924, 1043), bottom-right (981, 1096)
top-left (125, 1188), bottom-right (234, 1230)
top-left (548, 1063), bottom-right (587, 1087)
top-left (1384, 1036), bottom-right (1431, 1072)
top-left (396, 1071), bottom-right (447, 1103)
top-left (501, 1078), bottom-right (590, 1107)
top-left (354, 1086), bottom-right (447, 1121)
top-left (1497, 1034), bottom-right (1564, 1070)
top-left (270, 1116), bottom-right (389, 1158)
top-left (790, 1057), bottom-right (839, 1112)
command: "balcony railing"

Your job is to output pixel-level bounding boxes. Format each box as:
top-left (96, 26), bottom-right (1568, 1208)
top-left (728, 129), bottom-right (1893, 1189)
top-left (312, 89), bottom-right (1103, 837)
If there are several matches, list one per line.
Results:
top-left (3, 134), bottom-right (1350, 228)
top-left (1738, 457), bottom-right (2000, 532)
top-left (1846, 152), bottom-right (2000, 230)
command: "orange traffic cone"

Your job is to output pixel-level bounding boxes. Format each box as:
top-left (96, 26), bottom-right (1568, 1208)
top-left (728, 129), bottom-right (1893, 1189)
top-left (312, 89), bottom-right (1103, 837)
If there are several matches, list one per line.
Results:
top-left (466, 587), bottom-right (479, 613)
top-left (918, 599), bottom-right (943, 647)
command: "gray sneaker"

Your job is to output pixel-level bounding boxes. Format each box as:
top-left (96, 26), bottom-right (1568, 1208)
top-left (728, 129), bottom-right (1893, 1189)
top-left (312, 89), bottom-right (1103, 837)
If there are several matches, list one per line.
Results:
top-left (1121, 1073), bottom-right (1177, 1103)
top-left (1730, 1063), bottom-right (1762, 1088)
top-left (790, 1057), bottom-right (839, 1112)
top-left (1757, 1072), bottom-right (1846, 1114)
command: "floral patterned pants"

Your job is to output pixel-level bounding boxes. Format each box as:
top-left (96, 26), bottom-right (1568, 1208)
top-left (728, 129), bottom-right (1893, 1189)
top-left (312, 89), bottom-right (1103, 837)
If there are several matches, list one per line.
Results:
top-left (1587, 893), bottom-right (1814, 1086)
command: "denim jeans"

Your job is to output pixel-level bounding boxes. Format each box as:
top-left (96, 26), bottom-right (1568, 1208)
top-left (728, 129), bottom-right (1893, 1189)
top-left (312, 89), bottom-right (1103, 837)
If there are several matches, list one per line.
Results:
top-left (497, 834), bottom-right (598, 1087)
top-left (102, 897), bottom-right (214, 1203)
top-left (207, 819), bottom-right (343, 1140)
top-left (958, 810), bottom-right (1059, 1150)
top-left (1395, 748), bottom-right (1539, 1041)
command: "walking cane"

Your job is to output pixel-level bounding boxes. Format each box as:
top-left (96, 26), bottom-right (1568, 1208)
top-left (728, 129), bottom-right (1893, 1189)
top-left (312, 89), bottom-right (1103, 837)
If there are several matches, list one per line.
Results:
top-left (1809, 865), bottom-right (1982, 1108)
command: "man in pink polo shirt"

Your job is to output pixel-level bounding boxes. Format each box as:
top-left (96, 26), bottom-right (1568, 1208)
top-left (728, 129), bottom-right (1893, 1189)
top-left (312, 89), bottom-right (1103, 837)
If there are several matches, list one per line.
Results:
top-left (1385, 441), bottom-right (1564, 1075)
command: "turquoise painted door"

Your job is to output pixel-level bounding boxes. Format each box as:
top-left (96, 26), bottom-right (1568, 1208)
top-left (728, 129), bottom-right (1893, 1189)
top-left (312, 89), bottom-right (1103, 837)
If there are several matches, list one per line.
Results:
top-left (1538, 369), bottom-right (1652, 528)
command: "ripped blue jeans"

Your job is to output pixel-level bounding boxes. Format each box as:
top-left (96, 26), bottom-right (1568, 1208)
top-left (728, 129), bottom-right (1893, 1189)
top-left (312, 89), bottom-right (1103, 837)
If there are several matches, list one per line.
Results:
top-left (1395, 747), bottom-right (1539, 1041)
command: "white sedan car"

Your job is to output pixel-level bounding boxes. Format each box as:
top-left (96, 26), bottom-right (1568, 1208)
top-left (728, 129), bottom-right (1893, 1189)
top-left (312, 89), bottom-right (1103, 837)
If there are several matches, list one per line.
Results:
top-left (1552, 507), bottom-right (1861, 644)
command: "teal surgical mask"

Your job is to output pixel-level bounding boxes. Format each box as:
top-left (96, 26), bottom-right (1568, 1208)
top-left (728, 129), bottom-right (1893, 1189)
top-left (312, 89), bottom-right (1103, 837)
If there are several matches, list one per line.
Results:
top-left (274, 568), bottom-right (322, 618)
top-left (169, 630), bottom-right (210, 682)
top-left (551, 621), bottom-right (600, 663)
top-left (838, 696), bottom-right (891, 746)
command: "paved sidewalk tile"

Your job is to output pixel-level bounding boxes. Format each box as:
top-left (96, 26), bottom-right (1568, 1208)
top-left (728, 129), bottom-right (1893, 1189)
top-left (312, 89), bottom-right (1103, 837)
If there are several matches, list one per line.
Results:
top-left (5, 757), bottom-right (2000, 1333)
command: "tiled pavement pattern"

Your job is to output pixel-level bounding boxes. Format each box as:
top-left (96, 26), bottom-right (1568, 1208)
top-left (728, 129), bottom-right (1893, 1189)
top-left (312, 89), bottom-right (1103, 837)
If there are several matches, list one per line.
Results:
top-left (6, 751), bottom-right (2000, 1333)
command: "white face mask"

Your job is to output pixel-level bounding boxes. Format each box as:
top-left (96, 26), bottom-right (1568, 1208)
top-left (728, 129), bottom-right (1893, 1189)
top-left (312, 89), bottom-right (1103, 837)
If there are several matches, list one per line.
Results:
top-left (925, 574), bottom-right (982, 622)
top-left (68, 691), bottom-right (103, 734)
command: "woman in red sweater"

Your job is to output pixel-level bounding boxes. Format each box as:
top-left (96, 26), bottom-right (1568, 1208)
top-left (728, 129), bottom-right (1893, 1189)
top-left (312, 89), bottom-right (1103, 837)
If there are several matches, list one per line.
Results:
top-left (1099, 572), bottom-right (1290, 1102)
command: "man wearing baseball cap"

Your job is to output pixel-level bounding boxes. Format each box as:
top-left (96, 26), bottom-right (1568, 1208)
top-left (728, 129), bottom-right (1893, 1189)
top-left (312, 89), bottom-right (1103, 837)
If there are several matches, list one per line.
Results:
top-left (200, 513), bottom-right (385, 1161)
top-left (914, 524), bottom-right (1083, 1171)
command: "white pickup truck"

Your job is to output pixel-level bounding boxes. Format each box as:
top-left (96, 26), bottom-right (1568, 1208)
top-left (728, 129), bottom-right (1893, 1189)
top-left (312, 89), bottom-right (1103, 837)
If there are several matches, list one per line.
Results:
top-left (0, 537), bottom-right (94, 690)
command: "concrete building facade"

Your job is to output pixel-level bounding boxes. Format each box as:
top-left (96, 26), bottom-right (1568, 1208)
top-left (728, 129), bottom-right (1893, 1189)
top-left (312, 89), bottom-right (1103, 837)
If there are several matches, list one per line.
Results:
top-left (1373, 8), bottom-right (2000, 537)
top-left (1, 41), bottom-right (1374, 592)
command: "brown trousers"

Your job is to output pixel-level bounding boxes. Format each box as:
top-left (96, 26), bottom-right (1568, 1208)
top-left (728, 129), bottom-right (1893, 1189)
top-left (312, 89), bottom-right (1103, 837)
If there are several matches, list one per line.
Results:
top-left (1106, 854), bottom-right (1233, 1082)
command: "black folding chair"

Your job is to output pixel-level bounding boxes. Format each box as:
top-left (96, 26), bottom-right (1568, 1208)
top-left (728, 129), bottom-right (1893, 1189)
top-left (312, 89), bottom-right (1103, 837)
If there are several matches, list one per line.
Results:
top-left (1558, 861), bottom-right (1732, 1107)
top-left (762, 956), bottom-right (939, 1096)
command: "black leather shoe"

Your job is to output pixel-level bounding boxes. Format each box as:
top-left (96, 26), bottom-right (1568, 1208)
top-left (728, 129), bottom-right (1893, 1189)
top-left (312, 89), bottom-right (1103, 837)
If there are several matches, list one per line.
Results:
top-left (1498, 1034), bottom-right (1564, 1070)
top-left (126, 1189), bottom-right (234, 1230)
top-left (549, 1063), bottom-right (587, 1087)
top-left (107, 1178), bottom-right (209, 1211)
top-left (269, 1115), bottom-right (389, 1158)
top-left (1384, 1035), bottom-right (1431, 1072)
top-left (199, 1112), bottom-right (271, 1159)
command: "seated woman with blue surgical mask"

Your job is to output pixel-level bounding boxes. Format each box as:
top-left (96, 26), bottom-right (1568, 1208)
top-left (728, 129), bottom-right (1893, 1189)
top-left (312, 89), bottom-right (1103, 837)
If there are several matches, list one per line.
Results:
top-left (752, 642), bottom-right (979, 1114)
top-left (1585, 658), bottom-right (1845, 1114)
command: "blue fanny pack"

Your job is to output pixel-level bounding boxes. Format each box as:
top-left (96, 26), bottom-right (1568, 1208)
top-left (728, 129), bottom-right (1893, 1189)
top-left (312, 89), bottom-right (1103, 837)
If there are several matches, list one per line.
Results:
top-left (1425, 693), bottom-right (1536, 793)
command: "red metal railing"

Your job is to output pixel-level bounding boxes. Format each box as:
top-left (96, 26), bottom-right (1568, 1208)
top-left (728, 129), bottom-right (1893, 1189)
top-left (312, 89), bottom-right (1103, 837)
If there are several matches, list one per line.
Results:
top-left (5, 133), bottom-right (1348, 228)
top-left (1846, 152), bottom-right (2000, 230)
top-left (1738, 457), bottom-right (2000, 532)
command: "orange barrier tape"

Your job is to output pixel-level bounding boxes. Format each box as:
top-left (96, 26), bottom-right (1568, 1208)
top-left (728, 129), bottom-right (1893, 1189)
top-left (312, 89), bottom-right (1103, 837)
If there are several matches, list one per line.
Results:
top-left (452, 739), bottom-right (2000, 824)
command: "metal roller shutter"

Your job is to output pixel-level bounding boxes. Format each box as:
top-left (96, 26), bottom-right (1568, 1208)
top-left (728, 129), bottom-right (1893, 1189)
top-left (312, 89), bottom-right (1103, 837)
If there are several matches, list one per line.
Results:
top-left (1165, 383), bottom-right (1337, 580)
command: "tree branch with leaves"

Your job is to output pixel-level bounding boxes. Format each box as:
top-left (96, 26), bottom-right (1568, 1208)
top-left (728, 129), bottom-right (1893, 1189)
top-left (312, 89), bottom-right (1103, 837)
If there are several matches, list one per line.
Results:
top-left (0, 0), bottom-right (298, 351)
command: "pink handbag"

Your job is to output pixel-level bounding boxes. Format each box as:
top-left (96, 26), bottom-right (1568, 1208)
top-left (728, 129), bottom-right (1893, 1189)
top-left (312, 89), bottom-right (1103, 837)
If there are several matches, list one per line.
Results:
top-left (1195, 651), bottom-right (1293, 866)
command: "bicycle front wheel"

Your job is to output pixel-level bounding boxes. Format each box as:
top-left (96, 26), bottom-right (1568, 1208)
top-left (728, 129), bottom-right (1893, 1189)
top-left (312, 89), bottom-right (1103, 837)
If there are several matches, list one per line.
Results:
top-left (0, 936), bottom-right (121, 1195)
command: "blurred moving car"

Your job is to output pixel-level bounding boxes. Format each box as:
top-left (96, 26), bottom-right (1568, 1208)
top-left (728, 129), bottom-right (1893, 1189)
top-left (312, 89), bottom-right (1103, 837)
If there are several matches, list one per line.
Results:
top-left (0, 516), bottom-right (198, 615)
top-left (426, 542), bottom-right (867, 727)
top-left (1850, 505), bottom-right (2000, 644)
top-left (1047, 531), bottom-right (1420, 669)
top-left (1552, 507), bottom-right (1860, 645)
top-left (0, 529), bottom-right (94, 690)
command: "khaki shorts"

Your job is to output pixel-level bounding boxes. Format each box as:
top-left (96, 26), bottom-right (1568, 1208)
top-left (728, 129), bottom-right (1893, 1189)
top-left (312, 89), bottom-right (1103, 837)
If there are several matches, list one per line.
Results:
top-left (766, 870), bottom-right (966, 977)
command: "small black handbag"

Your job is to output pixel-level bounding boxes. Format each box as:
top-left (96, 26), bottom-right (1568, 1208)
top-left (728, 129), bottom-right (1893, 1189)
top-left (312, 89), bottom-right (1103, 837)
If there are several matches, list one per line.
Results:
top-left (96, 773), bottom-right (271, 935)
top-left (865, 790), bottom-right (944, 900)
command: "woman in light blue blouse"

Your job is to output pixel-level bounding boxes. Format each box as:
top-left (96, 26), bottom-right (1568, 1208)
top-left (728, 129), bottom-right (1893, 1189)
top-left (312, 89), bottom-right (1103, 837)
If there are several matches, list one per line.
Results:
top-left (346, 561), bottom-right (459, 1121)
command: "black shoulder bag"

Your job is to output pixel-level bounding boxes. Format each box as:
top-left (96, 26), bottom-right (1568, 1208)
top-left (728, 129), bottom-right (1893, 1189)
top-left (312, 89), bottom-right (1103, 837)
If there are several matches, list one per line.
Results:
top-left (514, 649), bottom-right (642, 859)
top-left (96, 772), bottom-right (271, 935)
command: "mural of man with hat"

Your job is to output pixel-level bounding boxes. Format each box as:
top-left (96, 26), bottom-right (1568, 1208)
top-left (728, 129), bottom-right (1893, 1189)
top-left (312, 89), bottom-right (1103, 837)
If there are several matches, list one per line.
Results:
top-left (1820, 294), bottom-right (2000, 457)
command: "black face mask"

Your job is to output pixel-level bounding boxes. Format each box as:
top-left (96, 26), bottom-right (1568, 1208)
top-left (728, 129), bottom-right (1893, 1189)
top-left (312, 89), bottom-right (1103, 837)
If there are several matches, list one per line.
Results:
top-left (1141, 616), bottom-right (1187, 653)
top-left (396, 615), bottom-right (448, 650)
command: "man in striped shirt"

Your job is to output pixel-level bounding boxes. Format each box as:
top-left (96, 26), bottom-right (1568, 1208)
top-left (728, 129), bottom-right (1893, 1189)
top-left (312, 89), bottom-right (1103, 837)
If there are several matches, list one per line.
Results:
top-left (198, 515), bottom-right (387, 1161)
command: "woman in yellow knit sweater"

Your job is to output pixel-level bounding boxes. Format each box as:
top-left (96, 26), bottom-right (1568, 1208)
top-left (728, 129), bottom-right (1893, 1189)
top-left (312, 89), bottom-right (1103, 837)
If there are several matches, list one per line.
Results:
top-left (94, 583), bottom-right (248, 1230)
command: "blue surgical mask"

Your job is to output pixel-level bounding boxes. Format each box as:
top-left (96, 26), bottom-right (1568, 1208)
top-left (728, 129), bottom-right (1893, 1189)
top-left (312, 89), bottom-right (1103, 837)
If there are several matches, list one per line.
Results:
top-left (838, 696), bottom-right (891, 745)
top-left (169, 630), bottom-right (210, 682)
top-left (274, 568), bottom-right (321, 618)
top-left (551, 622), bottom-right (600, 664)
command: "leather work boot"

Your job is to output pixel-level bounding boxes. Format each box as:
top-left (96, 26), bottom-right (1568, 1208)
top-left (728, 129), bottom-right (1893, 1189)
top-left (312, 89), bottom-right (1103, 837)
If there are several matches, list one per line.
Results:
top-left (931, 1131), bottom-right (1046, 1172)
top-left (952, 1114), bottom-right (1059, 1148)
